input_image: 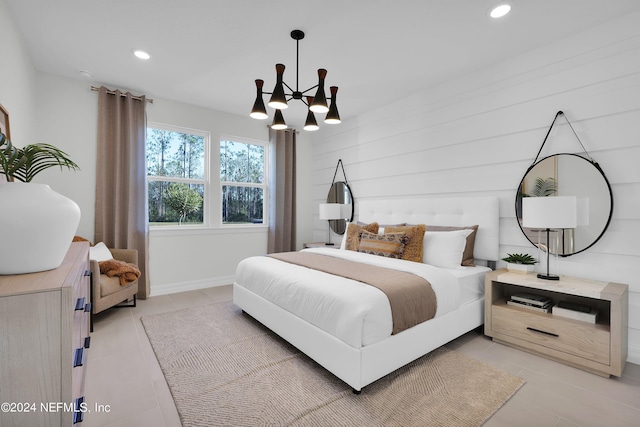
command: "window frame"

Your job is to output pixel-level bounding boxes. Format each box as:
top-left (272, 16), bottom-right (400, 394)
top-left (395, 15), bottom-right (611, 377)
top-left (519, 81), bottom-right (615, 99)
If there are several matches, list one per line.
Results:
top-left (146, 122), bottom-right (210, 228)
top-left (219, 135), bottom-right (269, 227)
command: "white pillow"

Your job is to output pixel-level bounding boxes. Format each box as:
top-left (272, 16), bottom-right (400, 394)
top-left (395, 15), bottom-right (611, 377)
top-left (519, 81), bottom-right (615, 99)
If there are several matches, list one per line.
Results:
top-left (90, 242), bottom-right (113, 262)
top-left (422, 229), bottom-right (473, 268)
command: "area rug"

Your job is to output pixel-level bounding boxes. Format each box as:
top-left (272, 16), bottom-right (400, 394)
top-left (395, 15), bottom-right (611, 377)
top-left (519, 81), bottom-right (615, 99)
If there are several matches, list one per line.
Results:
top-left (141, 301), bottom-right (524, 427)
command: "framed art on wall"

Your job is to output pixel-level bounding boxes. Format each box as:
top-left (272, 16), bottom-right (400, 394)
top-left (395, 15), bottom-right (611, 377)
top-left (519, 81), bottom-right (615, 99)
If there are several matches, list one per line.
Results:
top-left (0, 103), bottom-right (9, 183)
top-left (0, 103), bottom-right (9, 139)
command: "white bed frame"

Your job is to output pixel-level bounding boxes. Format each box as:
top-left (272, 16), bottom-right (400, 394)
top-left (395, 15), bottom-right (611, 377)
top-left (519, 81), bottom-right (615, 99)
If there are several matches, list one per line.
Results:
top-left (233, 196), bottom-right (500, 392)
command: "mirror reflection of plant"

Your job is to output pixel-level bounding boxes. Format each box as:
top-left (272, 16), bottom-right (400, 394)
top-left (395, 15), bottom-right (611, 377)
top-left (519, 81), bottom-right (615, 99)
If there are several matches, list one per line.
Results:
top-left (164, 183), bottom-right (203, 225)
top-left (528, 177), bottom-right (557, 197)
top-left (1, 133), bottom-right (80, 182)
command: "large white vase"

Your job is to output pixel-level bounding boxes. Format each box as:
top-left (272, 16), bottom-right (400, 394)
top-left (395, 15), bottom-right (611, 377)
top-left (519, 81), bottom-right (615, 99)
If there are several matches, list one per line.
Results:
top-left (0, 182), bottom-right (81, 275)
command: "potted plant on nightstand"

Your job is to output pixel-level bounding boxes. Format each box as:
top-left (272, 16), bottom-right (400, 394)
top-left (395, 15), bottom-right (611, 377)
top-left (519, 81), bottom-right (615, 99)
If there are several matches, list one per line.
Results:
top-left (0, 133), bottom-right (81, 275)
top-left (501, 253), bottom-right (537, 274)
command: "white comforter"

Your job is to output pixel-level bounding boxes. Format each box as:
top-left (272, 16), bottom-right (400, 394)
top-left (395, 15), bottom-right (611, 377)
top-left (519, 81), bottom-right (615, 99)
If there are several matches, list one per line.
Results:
top-left (234, 247), bottom-right (461, 348)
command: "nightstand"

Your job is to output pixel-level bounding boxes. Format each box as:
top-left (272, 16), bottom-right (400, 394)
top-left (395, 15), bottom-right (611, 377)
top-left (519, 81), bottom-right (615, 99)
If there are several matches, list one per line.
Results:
top-left (303, 242), bottom-right (338, 249)
top-left (484, 269), bottom-right (628, 377)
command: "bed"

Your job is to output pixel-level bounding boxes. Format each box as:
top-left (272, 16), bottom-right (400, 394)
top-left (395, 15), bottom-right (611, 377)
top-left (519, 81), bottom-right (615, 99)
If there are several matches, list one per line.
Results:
top-left (233, 197), bottom-right (500, 392)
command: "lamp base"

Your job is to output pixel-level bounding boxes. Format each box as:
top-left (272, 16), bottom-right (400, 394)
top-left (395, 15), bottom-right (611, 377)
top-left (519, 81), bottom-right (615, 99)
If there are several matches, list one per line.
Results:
top-left (537, 273), bottom-right (560, 281)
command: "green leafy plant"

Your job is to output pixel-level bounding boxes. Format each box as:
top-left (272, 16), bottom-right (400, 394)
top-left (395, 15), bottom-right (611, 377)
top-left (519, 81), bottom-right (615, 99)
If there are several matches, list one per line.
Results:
top-left (1, 133), bottom-right (80, 182)
top-left (165, 183), bottom-right (203, 225)
top-left (501, 253), bottom-right (537, 265)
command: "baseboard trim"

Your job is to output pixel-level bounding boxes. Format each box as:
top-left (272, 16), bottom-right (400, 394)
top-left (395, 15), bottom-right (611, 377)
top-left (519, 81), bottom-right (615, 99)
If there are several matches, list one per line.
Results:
top-left (150, 275), bottom-right (235, 296)
top-left (627, 345), bottom-right (640, 366)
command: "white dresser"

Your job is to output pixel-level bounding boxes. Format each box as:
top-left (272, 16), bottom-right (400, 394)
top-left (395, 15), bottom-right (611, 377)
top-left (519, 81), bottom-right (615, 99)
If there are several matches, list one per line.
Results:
top-left (0, 242), bottom-right (91, 426)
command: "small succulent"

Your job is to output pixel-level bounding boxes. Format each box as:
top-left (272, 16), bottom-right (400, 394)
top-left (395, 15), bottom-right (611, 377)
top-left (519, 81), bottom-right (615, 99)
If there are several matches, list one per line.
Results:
top-left (501, 253), bottom-right (537, 265)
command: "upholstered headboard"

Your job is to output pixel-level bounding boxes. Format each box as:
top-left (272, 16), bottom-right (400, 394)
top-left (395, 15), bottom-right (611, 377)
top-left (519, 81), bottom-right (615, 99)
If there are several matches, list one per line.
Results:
top-left (358, 197), bottom-right (500, 262)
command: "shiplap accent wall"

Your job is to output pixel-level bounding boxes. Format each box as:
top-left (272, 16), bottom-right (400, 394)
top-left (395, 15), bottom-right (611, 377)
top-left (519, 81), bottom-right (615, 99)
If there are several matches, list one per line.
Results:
top-left (310, 11), bottom-right (640, 363)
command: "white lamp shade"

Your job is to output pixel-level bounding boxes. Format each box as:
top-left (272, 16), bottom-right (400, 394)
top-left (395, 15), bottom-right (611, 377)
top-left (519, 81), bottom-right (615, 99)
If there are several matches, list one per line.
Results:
top-left (340, 204), bottom-right (352, 219)
top-left (577, 197), bottom-right (589, 226)
top-left (319, 203), bottom-right (343, 220)
top-left (522, 196), bottom-right (577, 229)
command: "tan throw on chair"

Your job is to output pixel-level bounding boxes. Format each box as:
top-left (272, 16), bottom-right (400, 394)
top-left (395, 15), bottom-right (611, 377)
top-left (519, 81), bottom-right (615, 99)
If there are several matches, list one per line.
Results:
top-left (90, 248), bottom-right (139, 330)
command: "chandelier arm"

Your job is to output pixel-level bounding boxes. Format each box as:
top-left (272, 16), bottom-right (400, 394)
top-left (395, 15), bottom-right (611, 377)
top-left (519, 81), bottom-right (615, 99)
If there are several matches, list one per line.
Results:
top-left (282, 81), bottom-right (294, 94)
top-left (300, 85), bottom-right (319, 95)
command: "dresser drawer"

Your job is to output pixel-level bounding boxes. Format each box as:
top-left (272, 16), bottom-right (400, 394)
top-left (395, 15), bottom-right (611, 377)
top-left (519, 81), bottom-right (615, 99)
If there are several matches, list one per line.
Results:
top-left (492, 304), bottom-right (610, 365)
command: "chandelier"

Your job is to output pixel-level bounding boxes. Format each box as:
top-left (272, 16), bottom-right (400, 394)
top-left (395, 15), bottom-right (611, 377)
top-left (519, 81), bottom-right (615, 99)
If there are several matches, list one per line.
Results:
top-left (250, 29), bottom-right (341, 131)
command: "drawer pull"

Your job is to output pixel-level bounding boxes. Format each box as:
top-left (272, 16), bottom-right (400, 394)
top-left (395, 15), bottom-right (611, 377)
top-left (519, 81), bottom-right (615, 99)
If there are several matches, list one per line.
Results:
top-left (84, 270), bottom-right (91, 277)
top-left (73, 348), bottom-right (85, 367)
top-left (84, 302), bottom-right (92, 313)
top-left (84, 336), bottom-right (91, 349)
top-left (73, 396), bottom-right (85, 424)
top-left (526, 327), bottom-right (559, 337)
top-left (74, 297), bottom-right (85, 311)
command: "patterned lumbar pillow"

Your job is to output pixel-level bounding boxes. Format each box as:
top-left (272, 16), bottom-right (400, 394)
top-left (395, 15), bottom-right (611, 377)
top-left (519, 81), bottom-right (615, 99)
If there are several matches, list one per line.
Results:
top-left (357, 230), bottom-right (408, 259)
top-left (344, 222), bottom-right (379, 251)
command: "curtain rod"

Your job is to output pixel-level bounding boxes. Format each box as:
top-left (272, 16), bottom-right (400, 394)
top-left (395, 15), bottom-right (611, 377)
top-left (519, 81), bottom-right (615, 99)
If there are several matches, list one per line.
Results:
top-left (91, 86), bottom-right (153, 103)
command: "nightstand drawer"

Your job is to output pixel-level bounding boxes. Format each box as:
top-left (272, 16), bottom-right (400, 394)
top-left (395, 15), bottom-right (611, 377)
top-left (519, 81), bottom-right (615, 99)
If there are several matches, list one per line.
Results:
top-left (492, 304), bottom-right (610, 365)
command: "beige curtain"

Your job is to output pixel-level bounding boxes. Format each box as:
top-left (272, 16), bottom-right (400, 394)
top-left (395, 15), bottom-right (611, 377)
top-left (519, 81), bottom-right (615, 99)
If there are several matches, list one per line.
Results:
top-left (95, 86), bottom-right (149, 298)
top-left (267, 128), bottom-right (296, 253)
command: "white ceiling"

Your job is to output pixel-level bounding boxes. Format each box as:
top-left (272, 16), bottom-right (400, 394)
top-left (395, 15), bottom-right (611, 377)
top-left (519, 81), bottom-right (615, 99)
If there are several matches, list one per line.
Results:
top-left (6, 0), bottom-right (640, 129)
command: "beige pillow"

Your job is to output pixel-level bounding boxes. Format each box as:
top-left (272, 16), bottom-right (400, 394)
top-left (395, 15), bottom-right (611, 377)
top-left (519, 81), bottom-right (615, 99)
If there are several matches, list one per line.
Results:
top-left (384, 224), bottom-right (426, 263)
top-left (357, 231), bottom-right (407, 259)
top-left (425, 225), bottom-right (479, 266)
top-left (345, 222), bottom-right (379, 251)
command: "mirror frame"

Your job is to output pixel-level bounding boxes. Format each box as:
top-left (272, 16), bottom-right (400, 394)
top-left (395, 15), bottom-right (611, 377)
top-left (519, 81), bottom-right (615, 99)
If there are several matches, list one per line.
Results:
top-left (515, 153), bottom-right (613, 257)
top-left (327, 181), bottom-right (354, 235)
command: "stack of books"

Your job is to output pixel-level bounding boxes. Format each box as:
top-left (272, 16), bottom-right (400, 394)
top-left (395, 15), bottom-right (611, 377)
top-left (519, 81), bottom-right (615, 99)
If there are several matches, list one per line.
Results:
top-left (507, 292), bottom-right (552, 313)
top-left (552, 301), bottom-right (599, 323)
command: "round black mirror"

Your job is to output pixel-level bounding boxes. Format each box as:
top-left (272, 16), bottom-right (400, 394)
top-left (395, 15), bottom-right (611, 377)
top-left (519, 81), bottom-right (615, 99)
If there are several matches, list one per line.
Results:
top-left (516, 153), bottom-right (613, 256)
top-left (327, 181), bottom-right (354, 235)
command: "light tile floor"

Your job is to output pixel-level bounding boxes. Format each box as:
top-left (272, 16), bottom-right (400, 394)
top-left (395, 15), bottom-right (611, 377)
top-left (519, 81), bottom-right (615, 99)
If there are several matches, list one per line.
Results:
top-left (84, 285), bottom-right (640, 426)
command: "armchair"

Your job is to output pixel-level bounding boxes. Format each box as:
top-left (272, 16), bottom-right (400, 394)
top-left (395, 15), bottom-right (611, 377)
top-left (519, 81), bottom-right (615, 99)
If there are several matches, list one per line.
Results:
top-left (90, 248), bottom-right (138, 328)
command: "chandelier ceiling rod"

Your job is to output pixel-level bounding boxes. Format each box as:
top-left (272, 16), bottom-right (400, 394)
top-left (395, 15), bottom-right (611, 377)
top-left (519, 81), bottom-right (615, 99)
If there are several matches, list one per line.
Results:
top-left (294, 29), bottom-right (302, 100)
top-left (250, 29), bottom-right (341, 131)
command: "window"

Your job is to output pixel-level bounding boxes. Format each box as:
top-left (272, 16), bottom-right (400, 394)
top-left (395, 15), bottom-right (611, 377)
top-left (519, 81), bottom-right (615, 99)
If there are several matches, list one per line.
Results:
top-left (220, 138), bottom-right (267, 225)
top-left (146, 124), bottom-right (208, 226)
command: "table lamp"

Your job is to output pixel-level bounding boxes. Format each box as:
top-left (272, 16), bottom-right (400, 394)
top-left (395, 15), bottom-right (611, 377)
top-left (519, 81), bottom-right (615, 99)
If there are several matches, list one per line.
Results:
top-left (319, 203), bottom-right (343, 245)
top-left (522, 196), bottom-right (577, 280)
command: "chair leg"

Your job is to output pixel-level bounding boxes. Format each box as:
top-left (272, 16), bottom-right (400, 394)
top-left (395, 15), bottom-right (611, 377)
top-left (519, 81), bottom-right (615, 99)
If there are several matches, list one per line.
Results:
top-left (113, 295), bottom-right (137, 308)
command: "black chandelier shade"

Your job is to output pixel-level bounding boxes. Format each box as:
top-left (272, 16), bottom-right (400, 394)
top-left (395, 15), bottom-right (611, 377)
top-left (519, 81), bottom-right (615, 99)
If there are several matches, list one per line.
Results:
top-left (304, 96), bottom-right (319, 131)
top-left (250, 29), bottom-right (341, 131)
top-left (250, 79), bottom-right (268, 120)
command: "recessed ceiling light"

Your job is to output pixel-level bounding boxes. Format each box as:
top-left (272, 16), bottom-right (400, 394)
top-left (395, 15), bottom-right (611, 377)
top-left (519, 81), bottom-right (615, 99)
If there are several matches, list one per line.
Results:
top-left (132, 49), bottom-right (151, 60)
top-left (489, 3), bottom-right (511, 19)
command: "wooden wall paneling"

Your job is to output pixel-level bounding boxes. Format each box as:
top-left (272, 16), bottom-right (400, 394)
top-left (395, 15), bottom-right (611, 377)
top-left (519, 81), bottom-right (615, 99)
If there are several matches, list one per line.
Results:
top-left (309, 12), bottom-right (640, 361)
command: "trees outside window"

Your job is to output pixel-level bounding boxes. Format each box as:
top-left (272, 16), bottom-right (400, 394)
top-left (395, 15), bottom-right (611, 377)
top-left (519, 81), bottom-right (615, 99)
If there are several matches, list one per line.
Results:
top-left (220, 139), bottom-right (266, 225)
top-left (146, 125), bottom-right (207, 226)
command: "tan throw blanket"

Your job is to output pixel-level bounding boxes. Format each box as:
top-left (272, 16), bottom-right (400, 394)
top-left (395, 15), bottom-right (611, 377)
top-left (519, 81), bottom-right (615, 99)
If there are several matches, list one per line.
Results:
top-left (268, 252), bottom-right (437, 334)
top-left (99, 259), bottom-right (141, 286)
